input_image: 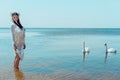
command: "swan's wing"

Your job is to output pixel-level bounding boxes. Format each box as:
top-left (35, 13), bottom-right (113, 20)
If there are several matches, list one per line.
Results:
top-left (85, 47), bottom-right (89, 51)
top-left (108, 48), bottom-right (116, 53)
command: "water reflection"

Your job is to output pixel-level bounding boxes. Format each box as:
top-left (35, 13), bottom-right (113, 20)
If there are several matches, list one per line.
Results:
top-left (82, 41), bottom-right (90, 62)
top-left (82, 52), bottom-right (86, 62)
top-left (104, 52), bottom-right (116, 63)
top-left (14, 68), bottom-right (25, 80)
top-left (82, 52), bottom-right (89, 62)
top-left (104, 52), bottom-right (108, 63)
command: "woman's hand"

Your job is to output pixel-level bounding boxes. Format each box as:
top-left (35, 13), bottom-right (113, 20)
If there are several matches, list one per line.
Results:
top-left (23, 43), bottom-right (26, 49)
top-left (13, 43), bottom-right (17, 51)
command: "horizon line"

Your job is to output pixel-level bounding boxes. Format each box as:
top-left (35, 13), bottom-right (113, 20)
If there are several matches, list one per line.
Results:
top-left (0, 27), bottom-right (120, 29)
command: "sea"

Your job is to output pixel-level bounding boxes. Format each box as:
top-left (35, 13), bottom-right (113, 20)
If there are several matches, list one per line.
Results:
top-left (0, 28), bottom-right (120, 80)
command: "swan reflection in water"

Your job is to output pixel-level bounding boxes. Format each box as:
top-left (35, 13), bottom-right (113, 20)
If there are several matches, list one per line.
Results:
top-left (82, 41), bottom-right (90, 62)
top-left (82, 51), bottom-right (90, 62)
top-left (104, 43), bottom-right (117, 63)
top-left (104, 52), bottom-right (116, 63)
top-left (14, 68), bottom-right (25, 80)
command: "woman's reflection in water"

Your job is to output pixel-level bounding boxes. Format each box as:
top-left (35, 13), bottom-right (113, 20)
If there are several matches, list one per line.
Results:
top-left (14, 68), bottom-right (25, 80)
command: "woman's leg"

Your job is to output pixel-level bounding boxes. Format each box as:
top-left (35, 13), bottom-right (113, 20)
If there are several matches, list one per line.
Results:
top-left (14, 53), bottom-right (20, 69)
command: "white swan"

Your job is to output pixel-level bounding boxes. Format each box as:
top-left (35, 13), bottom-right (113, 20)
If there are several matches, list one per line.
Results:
top-left (82, 41), bottom-right (90, 53)
top-left (104, 43), bottom-right (116, 53)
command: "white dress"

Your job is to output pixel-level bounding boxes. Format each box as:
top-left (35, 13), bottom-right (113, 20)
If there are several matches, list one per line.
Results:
top-left (11, 24), bottom-right (25, 60)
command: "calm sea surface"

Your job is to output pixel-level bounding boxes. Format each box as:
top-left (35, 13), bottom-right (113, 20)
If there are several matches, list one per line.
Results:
top-left (0, 28), bottom-right (120, 79)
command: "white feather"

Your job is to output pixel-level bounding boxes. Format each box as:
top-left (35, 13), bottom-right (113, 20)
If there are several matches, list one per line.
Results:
top-left (82, 47), bottom-right (90, 53)
top-left (104, 43), bottom-right (117, 53)
top-left (107, 48), bottom-right (116, 53)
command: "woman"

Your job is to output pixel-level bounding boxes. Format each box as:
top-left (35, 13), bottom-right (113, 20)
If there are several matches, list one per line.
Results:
top-left (11, 12), bottom-right (26, 69)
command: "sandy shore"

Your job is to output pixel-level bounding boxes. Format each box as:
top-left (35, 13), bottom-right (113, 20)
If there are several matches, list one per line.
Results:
top-left (0, 68), bottom-right (120, 80)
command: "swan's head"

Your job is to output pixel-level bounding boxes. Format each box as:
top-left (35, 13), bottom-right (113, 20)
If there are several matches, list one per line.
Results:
top-left (104, 43), bottom-right (107, 46)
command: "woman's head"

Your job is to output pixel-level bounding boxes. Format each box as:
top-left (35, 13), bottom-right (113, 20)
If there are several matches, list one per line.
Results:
top-left (12, 12), bottom-right (19, 22)
top-left (11, 12), bottom-right (23, 30)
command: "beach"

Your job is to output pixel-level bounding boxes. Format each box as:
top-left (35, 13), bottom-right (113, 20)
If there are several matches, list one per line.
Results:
top-left (0, 28), bottom-right (120, 80)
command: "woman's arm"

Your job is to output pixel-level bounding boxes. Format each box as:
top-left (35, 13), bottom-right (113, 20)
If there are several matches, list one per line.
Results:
top-left (11, 25), bottom-right (15, 42)
top-left (11, 25), bottom-right (17, 50)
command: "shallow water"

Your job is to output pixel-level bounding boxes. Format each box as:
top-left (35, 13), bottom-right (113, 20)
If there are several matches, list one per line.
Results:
top-left (0, 28), bottom-right (120, 80)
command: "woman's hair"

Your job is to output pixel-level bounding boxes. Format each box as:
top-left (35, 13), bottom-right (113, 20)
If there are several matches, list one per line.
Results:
top-left (11, 12), bottom-right (23, 30)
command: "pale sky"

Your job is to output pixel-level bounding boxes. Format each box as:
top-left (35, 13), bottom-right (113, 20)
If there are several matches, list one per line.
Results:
top-left (0, 0), bottom-right (120, 28)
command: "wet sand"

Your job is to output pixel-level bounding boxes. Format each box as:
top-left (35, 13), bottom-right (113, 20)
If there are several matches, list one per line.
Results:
top-left (0, 68), bottom-right (120, 80)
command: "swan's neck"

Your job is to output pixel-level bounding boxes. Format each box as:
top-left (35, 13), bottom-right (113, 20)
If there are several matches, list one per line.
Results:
top-left (83, 42), bottom-right (85, 52)
top-left (105, 45), bottom-right (108, 53)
